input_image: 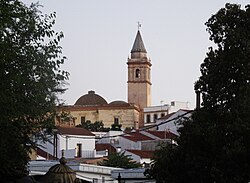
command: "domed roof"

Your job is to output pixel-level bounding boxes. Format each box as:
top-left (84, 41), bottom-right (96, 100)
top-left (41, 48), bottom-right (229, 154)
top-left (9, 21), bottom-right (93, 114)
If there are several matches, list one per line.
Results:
top-left (75, 90), bottom-right (108, 106)
top-left (39, 157), bottom-right (76, 183)
top-left (109, 100), bottom-right (130, 106)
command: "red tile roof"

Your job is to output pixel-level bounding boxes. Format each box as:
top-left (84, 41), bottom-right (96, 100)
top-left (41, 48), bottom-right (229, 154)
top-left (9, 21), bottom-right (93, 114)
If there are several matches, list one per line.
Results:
top-left (126, 149), bottom-right (155, 159)
top-left (37, 147), bottom-right (56, 160)
top-left (95, 143), bottom-right (116, 153)
top-left (57, 126), bottom-right (95, 136)
top-left (122, 131), bottom-right (153, 142)
top-left (145, 130), bottom-right (177, 139)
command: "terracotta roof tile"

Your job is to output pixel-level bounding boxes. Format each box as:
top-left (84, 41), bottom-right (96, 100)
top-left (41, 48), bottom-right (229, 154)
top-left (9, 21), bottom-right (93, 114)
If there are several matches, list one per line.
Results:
top-left (145, 130), bottom-right (177, 139)
top-left (57, 126), bottom-right (95, 136)
top-left (37, 147), bottom-right (56, 160)
top-left (126, 149), bottom-right (154, 159)
top-left (95, 144), bottom-right (116, 153)
top-left (122, 131), bottom-right (153, 142)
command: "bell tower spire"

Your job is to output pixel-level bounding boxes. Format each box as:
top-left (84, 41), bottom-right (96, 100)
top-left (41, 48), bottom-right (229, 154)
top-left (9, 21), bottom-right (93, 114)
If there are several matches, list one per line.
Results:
top-left (127, 28), bottom-right (152, 109)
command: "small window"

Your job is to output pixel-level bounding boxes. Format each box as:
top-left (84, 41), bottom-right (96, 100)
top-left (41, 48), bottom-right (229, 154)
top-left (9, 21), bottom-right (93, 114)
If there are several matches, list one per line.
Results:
top-left (114, 117), bottom-right (119, 125)
top-left (161, 113), bottom-right (165, 117)
top-left (76, 143), bottom-right (82, 158)
top-left (154, 114), bottom-right (158, 121)
top-left (81, 116), bottom-right (85, 124)
top-left (135, 69), bottom-right (141, 78)
top-left (146, 114), bottom-right (151, 123)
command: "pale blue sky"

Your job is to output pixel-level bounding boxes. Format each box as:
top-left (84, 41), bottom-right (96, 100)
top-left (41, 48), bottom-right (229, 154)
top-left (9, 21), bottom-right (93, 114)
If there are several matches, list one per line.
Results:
top-left (22, 0), bottom-right (249, 109)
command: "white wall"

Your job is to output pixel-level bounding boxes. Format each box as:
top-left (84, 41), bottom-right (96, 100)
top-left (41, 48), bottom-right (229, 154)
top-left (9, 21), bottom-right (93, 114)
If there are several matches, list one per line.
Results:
top-left (168, 101), bottom-right (190, 113)
top-left (59, 135), bottom-right (95, 151)
top-left (124, 151), bottom-right (151, 164)
top-left (157, 109), bottom-right (192, 135)
top-left (37, 134), bottom-right (60, 158)
top-left (96, 131), bottom-right (123, 148)
top-left (37, 134), bottom-right (96, 159)
top-left (143, 105), bottom-right (170, 124)
top-left (119, 137), bottom-right (141, 150)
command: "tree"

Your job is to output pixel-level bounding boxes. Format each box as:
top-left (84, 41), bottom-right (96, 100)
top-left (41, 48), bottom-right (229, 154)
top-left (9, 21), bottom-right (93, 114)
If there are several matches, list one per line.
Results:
top-left (111, 122), bottom-right (122, 131)
top-left (76, 120), bottom-right (110, 132)
top-left (0, 0), bottom-right (68, 180)
top-left (98, 152), bottom-right (141, 169)
top-left (147, 3), bottom-right (250, 183)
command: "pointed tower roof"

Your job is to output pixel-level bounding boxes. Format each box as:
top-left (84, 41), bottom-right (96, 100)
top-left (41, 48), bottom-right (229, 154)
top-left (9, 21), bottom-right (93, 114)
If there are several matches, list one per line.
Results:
top-left (131, 30), bottom-right (147, 53)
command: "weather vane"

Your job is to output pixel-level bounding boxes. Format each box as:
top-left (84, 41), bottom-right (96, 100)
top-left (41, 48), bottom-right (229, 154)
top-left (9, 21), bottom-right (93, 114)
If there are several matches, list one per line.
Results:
top-left (137, 21), bottom-right (141, 30)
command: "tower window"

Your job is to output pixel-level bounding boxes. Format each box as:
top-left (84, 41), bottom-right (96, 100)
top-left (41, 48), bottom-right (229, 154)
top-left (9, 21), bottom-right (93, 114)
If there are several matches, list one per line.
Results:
top-left (135, 69), bottom-right (141, 78)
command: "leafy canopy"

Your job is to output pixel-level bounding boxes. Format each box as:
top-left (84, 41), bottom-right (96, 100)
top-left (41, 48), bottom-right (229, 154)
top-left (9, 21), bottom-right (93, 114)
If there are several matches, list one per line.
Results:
top-left (98, 151), bottom-right (141, 169)
top-left (0, 0), bottom-right (68, 179)
top-left (76, 120), bottom-right (110, 132)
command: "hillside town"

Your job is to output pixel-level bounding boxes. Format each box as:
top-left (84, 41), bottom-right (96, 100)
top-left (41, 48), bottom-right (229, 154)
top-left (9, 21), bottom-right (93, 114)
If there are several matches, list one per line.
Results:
top-left (1, 1), bottom-right (249, 183)
top-left (29, 29), bottom-right (193, 182)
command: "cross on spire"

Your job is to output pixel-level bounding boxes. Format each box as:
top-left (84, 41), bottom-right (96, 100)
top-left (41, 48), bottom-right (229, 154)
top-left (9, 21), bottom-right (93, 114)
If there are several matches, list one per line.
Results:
top-left (137, 21), bottom-right (142, 30)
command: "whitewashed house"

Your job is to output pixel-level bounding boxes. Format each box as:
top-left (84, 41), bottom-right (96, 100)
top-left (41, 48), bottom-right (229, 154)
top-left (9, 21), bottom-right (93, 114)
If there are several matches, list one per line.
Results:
top-left (143, 101), bottom-right (190, 128)
top-left (156, 109), bottom-right (193, 135)
top-left (119, 131), bottom-right (154, 150)
top-left (124, 149), bottom-right (154, 164)
top-left (37, 126), bottom-right (96, 159)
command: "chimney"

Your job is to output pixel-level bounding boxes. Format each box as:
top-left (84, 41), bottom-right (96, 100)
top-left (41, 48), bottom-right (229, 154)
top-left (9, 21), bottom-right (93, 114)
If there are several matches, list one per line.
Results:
top-left (196, 91), bottom-right (201, 109)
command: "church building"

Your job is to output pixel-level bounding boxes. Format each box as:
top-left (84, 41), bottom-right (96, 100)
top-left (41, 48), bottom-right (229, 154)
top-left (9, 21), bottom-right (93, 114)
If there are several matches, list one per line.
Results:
top-left (56, 29), bottom-right (152, 129)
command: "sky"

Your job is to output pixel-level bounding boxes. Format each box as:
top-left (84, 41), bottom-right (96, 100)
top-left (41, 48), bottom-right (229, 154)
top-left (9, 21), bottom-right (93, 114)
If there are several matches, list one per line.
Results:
top-left (22, 0), bottom-right (249, 109)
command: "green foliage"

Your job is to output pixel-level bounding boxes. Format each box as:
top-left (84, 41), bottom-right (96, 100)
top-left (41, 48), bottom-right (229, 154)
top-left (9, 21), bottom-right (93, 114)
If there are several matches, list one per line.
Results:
top-left (76, 120), bottom-right (110, 132)
top-left (145, 142), bottom-right (186, 183)
top-left (111, 123), bottom-right (122, 131)
top-left (0, 0), bottom-right (68, 180)
top-left (147, 3), bottom-right (250, 183)
top-left (56, 111), bottom-right (74, 122)
top-left (98, 152), bottom-right (141, 169)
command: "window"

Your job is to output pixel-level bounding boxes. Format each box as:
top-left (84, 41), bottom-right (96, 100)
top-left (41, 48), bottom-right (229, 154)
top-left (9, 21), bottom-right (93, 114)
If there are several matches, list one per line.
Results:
top-left (76, 143), bottom-right (82, 157)
top-left (161, 113), bottom-right (165, 117)
top-left (81, 116), bottom-right (85, 124)
top-left (135, 69), bottom-right (141, 78)
top-left (154, 114), bottom-right (158, 122)
top-left (146, 114), bottom-right (150, 123)
top-left (114, 117), bottom-right (119, 125)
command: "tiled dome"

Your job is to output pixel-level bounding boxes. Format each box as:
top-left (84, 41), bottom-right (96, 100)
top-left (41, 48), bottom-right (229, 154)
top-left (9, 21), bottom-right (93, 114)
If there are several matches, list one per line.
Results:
top-left (74, 90), bottom-right (108, 106)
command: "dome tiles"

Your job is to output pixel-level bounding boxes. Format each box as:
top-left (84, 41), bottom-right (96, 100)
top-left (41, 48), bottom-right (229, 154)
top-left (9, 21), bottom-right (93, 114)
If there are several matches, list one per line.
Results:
top-left (74, 90), bottom-right (108, 106)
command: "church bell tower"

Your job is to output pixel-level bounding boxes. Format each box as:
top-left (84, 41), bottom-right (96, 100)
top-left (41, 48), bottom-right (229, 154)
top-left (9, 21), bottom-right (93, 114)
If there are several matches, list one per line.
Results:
top-left (127, 30), bottom-right (152, 109)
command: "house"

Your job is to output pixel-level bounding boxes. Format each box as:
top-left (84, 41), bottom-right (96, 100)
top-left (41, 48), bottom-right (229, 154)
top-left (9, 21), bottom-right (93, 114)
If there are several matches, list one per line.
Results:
top-left (139, 130), bottom-right (177, 150)
top-left (36, 126), bottom-right (96, 159)
top-left (95, 143), bottom-right (116, 155)
top-left (143, 101), bottom-right (190, 128)
top-left (119, 131), bottom-right (154, 150)
top-left (124, 149), bottom-right (154, 164)
top-left (156, 109), bottom-right (193, 135)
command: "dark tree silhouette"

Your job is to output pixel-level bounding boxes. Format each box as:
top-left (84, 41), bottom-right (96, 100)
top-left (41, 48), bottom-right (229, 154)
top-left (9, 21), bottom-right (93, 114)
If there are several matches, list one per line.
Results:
top-left (0, 0), bottom-right (68, 180)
